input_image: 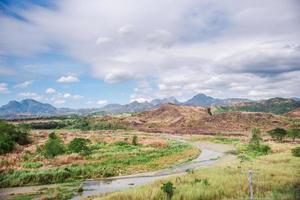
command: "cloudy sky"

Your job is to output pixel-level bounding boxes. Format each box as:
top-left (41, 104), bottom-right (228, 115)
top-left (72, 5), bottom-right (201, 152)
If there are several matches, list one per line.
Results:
top-left (0, 0), bottom-right (299, 108)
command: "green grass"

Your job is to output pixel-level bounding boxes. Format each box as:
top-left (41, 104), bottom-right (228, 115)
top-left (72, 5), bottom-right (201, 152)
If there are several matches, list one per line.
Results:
top-left (8, 182), bottom-right (80, 200)
top-left (22, 162), bottom-right (43, 169)
top-left (99, 151), bottom-right (300, 200)
top-left (189, 135), bottom-right (240, 144)
top-left (0, 142), bottom-right (199, 187)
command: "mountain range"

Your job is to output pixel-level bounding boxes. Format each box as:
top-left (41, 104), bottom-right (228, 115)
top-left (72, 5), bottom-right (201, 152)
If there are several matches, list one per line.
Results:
top-left (0, 94), bottom-right (299, 119)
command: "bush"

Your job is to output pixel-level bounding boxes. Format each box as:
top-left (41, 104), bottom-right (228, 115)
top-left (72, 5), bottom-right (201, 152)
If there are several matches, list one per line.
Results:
top-left (161, 181), bottom-right (175, 199)
top-left (267, 128), bottom-right (287, 142)
top-left (249, 128), bottom-right (262, 149)
top-left (114, 141), bottom-right (129, 146)
top-left (287, 128), bottom-right (300, 142)
top-left (44, 133), bottom-right (65, 158)
top-left (0, 134), bottom-right (15, 155)
top-left (291, 147), bottom-right (300, 157)
top-left (0, 120), bottom-right (30, 155)
top-left (22, 162), bottom-right (43, 169)
top-left (68, 138), bottom-right (90, 154)
top-left (132, 135), bottom-right (138, 145)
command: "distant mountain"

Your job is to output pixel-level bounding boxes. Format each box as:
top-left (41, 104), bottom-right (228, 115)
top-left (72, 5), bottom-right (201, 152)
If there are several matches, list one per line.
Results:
top-left (213, 97), bottom-right (300, 115)
top-left (183, 93), bottom-right (251, 107)
top-left (150, 97), bottom-right (180, 106)
top-left (0, 99), bottom-right (57, 118)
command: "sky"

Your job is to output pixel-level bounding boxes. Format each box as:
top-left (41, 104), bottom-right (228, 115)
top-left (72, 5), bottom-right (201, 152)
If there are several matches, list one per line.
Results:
top-left (0, 0), bottom-right (300, 108)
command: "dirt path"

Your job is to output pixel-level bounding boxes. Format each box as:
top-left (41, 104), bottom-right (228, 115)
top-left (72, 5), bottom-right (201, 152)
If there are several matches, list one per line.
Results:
top-left (0, 140), bottom-right (235, 200)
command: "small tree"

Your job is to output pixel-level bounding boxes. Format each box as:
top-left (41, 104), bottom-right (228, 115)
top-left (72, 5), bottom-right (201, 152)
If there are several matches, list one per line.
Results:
top-left (132, 135), bottom-right (138, 146)
top-left (287, 128), bottom-right (300, 142)
top-left (161, 181), bottom-right (175, 199)
top-left (291, 146), bottom-right (300, 157)
top-left (44, 133), bottom-right (65, 158)
top-left (249, 128), bottom-right (262, 149)
top-left (68, 138), bottom-right (90, 154)
top-left (267, 128), bottom-right (287, 142)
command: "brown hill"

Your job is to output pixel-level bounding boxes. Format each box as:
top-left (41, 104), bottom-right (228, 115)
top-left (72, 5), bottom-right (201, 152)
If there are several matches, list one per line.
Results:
top-left (284, 108), bottom-right (300, 117)
top-left (126, 104), bottom-right (210, 127)
top-left (125, 104), bottom-right (292, 135)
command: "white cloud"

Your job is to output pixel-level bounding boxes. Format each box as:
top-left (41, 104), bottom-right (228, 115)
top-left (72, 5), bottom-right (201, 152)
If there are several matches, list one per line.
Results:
top-left (63, 93), bottom-right (83, 100)
top-left (45, 88), bottom-right (56, 94)
top-left (118, 24), bottom-right (134, 35)
top-left (96, 37), bottom-right (112, 45)
top-left (53, 99), bottom-right (66, 105)
top-left (97, 100), bottom-right (107, 105)
top-left (14, 81), bottom-right (33, 89)
top-left (0, 83), bottom-right (9, 93)
top-left (18, 92), bottom-right (45, 101)
top-left (57, 75), bottom-right (79, 83)
top-left (1, 0), bottom-right (300, 99)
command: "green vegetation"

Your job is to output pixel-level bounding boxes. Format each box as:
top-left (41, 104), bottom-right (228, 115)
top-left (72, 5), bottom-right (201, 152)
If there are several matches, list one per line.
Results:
top-left (100, 148), bottom-right (300, 200)
top-left (161, 181), bottom-right (175, 199)
top-left (288, 128), bottom-right (300, 141)
top-left (132, 135), bottom-right (138, 145)
top-left (9, 182), bottom-right (80, 200)
top-left (22, 116), bottom-right (130, 131)
top-left (0, 141), bottom-right (198, 187)
top-left (291, 146), bottom-right (300, 157)
top-left (0, 120), bottom-right (30, 154)
top-left (68, 137), bottom-right (91, 155)
top-left (237, 128), bottom-right (271, 159)
top-left (22, 162), bottom-right (43, 169)
top-left (213, 99), bottom-right (300, 115)
top-left (267, 128), bottom-right (288, 142)
top-left (189, 135), bottom-right (240, 144)
top-left (44, 133), bottom-right (65, 158)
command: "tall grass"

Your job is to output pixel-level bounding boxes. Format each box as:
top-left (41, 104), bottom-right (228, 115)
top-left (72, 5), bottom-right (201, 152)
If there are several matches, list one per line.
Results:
top-left (100, 151), bottom-right (300, 200)
top-left (0, 142), bottom-right (199, 187)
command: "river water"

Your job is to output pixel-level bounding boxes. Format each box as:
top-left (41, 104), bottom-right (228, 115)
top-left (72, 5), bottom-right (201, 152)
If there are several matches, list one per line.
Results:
top-left (71, 143), bottom-right (225, 199)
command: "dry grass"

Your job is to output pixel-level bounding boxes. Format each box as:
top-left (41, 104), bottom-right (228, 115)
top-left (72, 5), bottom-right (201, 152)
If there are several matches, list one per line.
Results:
top-left (98, 149), bottom-right (300, 200)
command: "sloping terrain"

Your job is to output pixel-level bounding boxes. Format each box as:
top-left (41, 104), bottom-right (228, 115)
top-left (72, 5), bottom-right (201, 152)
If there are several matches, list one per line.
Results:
top-left (126, 104), bottom-right (210, 127)
top-left (284, 108), bottom-right (300, 117)
top-left (213, 97), bottom-right (300, 115)
top-left (125, 104), bottom-right (292, 135)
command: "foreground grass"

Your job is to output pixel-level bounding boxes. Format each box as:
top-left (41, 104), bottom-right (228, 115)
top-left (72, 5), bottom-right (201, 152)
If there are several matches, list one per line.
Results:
top-left (0, 141), bottom-right (199, 187)
top-left (98, 151), bottom-right (300, 200)
top-left (8, 182), bottom-right (80, 200)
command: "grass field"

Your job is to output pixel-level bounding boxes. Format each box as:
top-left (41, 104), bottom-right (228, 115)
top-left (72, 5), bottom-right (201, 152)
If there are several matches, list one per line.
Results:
top-left (0, 131), bottom-right (199, 188)
top-left (97, 142), bottom-right (300, 200)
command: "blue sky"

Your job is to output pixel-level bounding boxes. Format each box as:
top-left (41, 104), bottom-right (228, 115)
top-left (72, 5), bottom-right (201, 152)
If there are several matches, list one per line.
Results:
top-left (0, 0), bottom-right (300, 108)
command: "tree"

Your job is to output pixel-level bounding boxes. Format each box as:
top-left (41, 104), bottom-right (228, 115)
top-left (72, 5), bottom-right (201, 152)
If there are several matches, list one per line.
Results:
top-left (267, 128), bottom-right (287, 142)
top-left (291, 147), bottom-right (300, 157)
top-left (132, 135), bottom-right (138, 146)
top-left (0, 120), bottom-right (30, 155)
top-left (44, 133), bottom-right (65, 158)
top-left (68, 138), bottom-right (90, 154)
top-left (249, 128), bottom-right (262, 149)
top-left (161, 181), bottom-right (175, 199)
top-left (287, 128), bottom-right (300, 142)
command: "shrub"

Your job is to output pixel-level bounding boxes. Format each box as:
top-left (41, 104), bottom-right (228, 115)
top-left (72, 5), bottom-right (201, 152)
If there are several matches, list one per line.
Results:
top-left (132, 135), bottom-right (138, 145)
top-left (0, 134), bottom-right (15, 155)
top-left (161, 181), bottom-right (175, 199)
top-left (22, 162), bottom-right (43, 169)
top-left (267, 128), bottom-right (287, 142)
top-left (68, 138), bottom-right (90, 154)
top-left (249, 128), bottom-right (262, 149)
top-left (44, 133), bottom-right (65, 158)
top-left (114, 141), bottom-right (129, 146)
top-left (287, 128), bottom-right (300, 142)
top-left (0, 120), bottom-right (30, 154)
top-left (291, 147), bottom-right (300, 157)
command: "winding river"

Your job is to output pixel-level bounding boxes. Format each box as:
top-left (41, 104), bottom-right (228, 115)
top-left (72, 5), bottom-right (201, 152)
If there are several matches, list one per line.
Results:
top-left (71, 142), bottom-right (235, 199)
top-left (0, 140), bottom-right (235, 200)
